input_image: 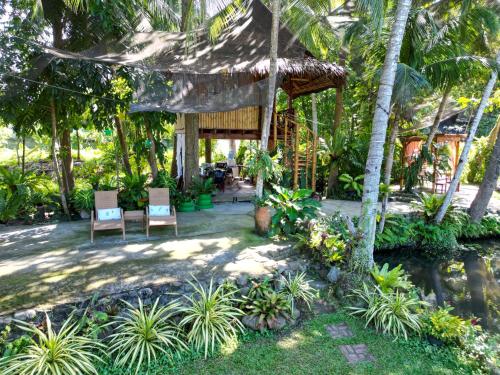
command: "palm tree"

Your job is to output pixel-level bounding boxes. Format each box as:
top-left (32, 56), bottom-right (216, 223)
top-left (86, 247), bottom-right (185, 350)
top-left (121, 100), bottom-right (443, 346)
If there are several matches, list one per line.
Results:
top-left (435, 51), bottom-right (499, 224)
top-left (353, 0), bottom-right (413, 271)
top-left (256, 0), bottom-right (280, 198)
top-left (469, 116), bottom-right (500, 222)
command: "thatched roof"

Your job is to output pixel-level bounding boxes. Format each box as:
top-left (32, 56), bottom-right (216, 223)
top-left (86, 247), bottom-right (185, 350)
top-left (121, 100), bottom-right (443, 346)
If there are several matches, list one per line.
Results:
top-left (44, 0), bottom-right (345, 98)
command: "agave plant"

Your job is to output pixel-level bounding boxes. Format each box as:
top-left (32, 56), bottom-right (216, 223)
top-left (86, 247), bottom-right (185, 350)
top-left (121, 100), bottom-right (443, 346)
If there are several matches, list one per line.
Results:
top-left (371, 263), bottom-right (413, 293)
top-left (1, 314), bottom-right (105, 375)
top-left (179, 278), bottom-right (244, 358)
top-left (108, 298), bottom-right (186, 375)
top-left (349, 284), bottom-right (426, 340)
top-left (280, 272), bottom-right (317, 312)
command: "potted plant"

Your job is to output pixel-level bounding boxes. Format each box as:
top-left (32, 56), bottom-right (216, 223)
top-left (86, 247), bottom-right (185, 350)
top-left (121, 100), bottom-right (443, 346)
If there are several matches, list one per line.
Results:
top-left (254, 195), bottom-right (271, 235)
top-left (177, 191), bottom-right (196, 212)
top-left (191, 177), bottom-right (215, 209)
top-left (71, 188), bottom-right (94, 219)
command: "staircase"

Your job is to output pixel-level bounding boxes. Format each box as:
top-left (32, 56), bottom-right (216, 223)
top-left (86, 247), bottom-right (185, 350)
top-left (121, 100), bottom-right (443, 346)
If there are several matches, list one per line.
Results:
top-left (273, 113), bottom-right (318, 191)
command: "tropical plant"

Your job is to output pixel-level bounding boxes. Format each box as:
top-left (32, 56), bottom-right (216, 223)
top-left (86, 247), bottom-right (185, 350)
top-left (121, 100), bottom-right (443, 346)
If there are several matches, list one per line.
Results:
top-left (267, 185), bottom-right (320, 236)
top-left (371, 263), bottom-right (413, 293)
top-left (280, 272), bottom-right (317, 312)
top-left (349, 284), bottom-right (426, 340)
top-left (339, 173), bottom-right (364, 197)
top-left (71, 188), bottom-right (94, 211)
top-left (246, 144), bottom-right (283, 185)
top-left (180, 278), bottom-right (244, 358)
top-left (375, 214), bottom-right (416, 250)
top-left (150, 170), bottom-right (177, 191)
top-left (245, 291), bottom-right (290, 330)
top-left (118, 174), bottom-right (148, 210)
top-left (421, 306), bottom-right (479, 346)
top-left (108, 298), bottom-right (186, 375)
top-left (246, 277), bottom-right (274, 301)
top-left (191, 177), bottom-right (215, 195)
top-left (0, 314), bottom-right (105, 375)
top-left (412, 220), bottom-right (458, 259)
top-left (412, 192), bottom-right (446, 222)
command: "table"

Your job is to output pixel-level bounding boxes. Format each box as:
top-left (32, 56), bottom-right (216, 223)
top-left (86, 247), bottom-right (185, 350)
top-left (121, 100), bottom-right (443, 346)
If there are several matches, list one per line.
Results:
top-left (124, 210), bottom-right (145, 230)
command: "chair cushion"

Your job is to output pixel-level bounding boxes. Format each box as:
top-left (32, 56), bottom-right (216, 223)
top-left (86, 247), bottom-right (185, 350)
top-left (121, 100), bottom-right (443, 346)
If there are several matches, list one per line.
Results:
top-left (97, 208), bottom-right (121, 221)
top-left (150, 205), bottom-right (170, 217)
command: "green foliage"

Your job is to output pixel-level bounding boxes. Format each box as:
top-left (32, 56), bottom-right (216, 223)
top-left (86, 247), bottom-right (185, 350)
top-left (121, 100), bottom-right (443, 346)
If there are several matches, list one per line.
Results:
top-left (244, 291), bottom-right (290, 330)
top-left (246, 278), bottom-right (274, 302)
top-left (244, 144), bottom-right (283, 182)
top-left (375, 215), bottom-right (416, 250)
top-left (1, 314), bottom-right (105, 375)
top-left (465, 136), bottom-right (492, 184)
top-left (150, 171), bottom-right (177, 191)
top-left (0, 325), bottom-right (30, 359)
top-left (371, 263), bottom-right (413, 293)
top-left (118, 174), bottom-right (148, 210)
top-left (190, 177), bottom-right (215, 195)
top-left (412, 192), bottom-right (446, 222)
top-left (180, 278), bottom-right (244, 359)
top-left (108, 298), bottom-right (186, 375)
top-left (279, 272), bottom-right (317, 312)
top-left (71, 188), bottom-right (95, 211)
top-left (421, 306), bottom-right (478, 346)
top-left (349, 284), bottom-right (426, 340)
top-left (459, 213), bottom-right (500, 239)
top-left (412, 220), bottom-right (458, 259)
top-left (339, 173), bottom-right (364, 197)
top-left (268, 185), bottom-right (320, 236)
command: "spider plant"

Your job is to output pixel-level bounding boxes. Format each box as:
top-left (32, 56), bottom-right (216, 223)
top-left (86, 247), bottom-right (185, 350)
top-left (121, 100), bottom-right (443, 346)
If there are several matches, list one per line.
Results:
top-left (348, 284), bottom-right (427, 340)
top-left (280, 272), bottom-right (317, 312)
top-left (179, 278), bottom-right (244, 358)
top-left (1, 314), bottom-right (105, 375)
top-left (108, 298), bottom-right (186, 375)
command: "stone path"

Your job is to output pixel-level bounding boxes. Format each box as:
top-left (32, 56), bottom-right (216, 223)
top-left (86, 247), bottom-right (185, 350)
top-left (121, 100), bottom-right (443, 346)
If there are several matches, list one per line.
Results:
top-left (326, 323), bottom-right (376, 365)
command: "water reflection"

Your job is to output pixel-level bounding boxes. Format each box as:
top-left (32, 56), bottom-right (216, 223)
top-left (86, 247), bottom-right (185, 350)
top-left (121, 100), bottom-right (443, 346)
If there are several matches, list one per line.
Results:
top-left (376, 239), bottom-right (499, 332)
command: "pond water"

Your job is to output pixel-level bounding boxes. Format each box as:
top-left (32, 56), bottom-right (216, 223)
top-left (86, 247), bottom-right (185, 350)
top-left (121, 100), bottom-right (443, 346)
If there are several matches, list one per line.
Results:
top-left (376, 239), bottom-right (500, 332)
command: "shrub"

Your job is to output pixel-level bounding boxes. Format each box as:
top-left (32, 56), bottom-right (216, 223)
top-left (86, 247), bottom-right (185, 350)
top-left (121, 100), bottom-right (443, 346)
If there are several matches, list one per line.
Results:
top-left (413, 221), bottom-right (458, 259)
top-left (150, 170), bottom-right (177, 191)
top-left (268, 185), bottom-right (321, 236)
top-left (118, 174), bottom-right (148, 210)
top-left (465, 136), bottom-right (491, 184)
top-left (375, 215), bottom-right (416, 250)
top-left (108, 298), bottom-right (186, 375)
top-left (421, 306), bottom-right (478, 346)
top-left (280, 272), bottom-right (317, 312)
top-left (180, 278), bottom-right (244, 358)
top-left (349, 284), bottom-right (426, 340)
top-left (71, 188), bottom-right (95, 211)
top-left (245, 291), bottom-right (291, 330)
top-left (339, 173), bottom-right (364, 197)
top-left (190, 177), bottom-right (215, 195)
top-left (371, 263), bottom-right (413, 293)
top-left (0, 314), bottom-right (105, 374)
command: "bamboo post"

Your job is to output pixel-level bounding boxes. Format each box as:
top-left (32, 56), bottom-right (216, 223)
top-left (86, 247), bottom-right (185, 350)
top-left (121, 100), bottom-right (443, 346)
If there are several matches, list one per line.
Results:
top-left (293, 121), bottom-right (300, 189)
top-left (273, 102), bottom-right (278, 148)
top-left (305, 132), bottom-right (310, 187)
top-left (312, 135), bottom-right (317, 192)
top-left (284, 117), bottom-right (288, 166)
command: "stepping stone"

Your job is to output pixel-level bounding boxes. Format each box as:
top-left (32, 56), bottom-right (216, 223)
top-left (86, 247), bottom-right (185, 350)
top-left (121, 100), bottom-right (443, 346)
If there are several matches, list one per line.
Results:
top-left (325, 323), bottom-right (353, 338)
top-left (339, 344), bottom-right (376, 364)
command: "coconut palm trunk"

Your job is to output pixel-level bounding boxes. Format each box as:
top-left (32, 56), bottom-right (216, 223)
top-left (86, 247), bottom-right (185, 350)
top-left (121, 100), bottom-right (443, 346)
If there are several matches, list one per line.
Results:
top-left (50, 98), bottom-right (70, 218)
top-left (145, 117), bottom-right (159, 179)
top-left (114, 115), bottom-right (133, 175)
top-left (256, 0), bottom-right (280, 198)
top-left (423, 86), bottom-right (451, 151)
top-left (469, 116), bottom-right (500, 222)
top-left (353, 0), bottom-right (412, 271)
top-left (435, 51), bottom-right (499, 224)
top-left (378, 114), bottom-right (399, 233)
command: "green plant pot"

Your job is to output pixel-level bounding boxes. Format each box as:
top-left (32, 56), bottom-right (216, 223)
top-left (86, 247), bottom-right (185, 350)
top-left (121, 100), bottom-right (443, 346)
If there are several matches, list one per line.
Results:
top-left (178, 201), bottom-right (196, 212)
top-left (196, 193), bottom-right (213, 209)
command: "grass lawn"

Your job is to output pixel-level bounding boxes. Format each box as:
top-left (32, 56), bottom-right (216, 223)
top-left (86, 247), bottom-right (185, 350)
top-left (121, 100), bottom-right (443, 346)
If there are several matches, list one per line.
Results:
top-left (100, 311), bottom-right (475, 375)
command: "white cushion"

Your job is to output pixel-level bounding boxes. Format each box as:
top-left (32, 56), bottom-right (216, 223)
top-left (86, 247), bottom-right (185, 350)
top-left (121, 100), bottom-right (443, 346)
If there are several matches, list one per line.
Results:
top-left (97, 208), bottom-right (121, 221)
top-left (149, 205), bottom-right (170, 217)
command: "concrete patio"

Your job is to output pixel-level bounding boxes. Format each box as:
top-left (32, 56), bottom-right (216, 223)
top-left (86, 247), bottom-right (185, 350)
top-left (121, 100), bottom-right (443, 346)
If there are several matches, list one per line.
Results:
top-left (1, 185), bottom-right (498, 315)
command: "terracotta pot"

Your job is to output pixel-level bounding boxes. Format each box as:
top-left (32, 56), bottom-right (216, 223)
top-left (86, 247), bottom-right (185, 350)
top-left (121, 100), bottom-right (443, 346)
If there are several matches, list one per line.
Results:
top-left (255, 206), bottom-right (271, 235)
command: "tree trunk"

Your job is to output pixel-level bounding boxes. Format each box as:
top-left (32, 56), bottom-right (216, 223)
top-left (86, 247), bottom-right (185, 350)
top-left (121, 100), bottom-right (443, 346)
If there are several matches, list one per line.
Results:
top-left (145, 117), bottom-right (159, 179)
top-left (423, 86), bottom-right (451, 151)
top-left (378, 115), bottom-right (399, 233)
top-left (60, 127), bottom-right (75, 193)
top-left (205, 139), bottom-right (212, 163)
top-left (170, 133), bottom-right (178, 178)
top-left (256, 0), bottom-right (280, 198)
top-left (469, 116), bottom-right (500, 222)
top-left (76, 129), bottom-right (81, 160)
top-left (311, 93), bottom-right (318, 135)
top-left (435, 51), bottom-right (499, 224)
top-left (184, 113), bottom-right (199, 190)
top-left (353, 0), bottom-right (412, 272)
top-left (21, 134), bottom-right (26, 175)
top-left (50, 98), bottom-right (70, 218)
top-left (114, 115), bottom-right (132, 175)
top-left (327, 51), bottom-right (345, 196)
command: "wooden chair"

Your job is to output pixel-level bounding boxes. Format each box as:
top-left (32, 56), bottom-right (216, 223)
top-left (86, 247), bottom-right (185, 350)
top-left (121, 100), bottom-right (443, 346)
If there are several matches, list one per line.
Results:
top-left (146, 188), bottom-right (178, 238)
top-left (91, 190), bottom-right (125, 243)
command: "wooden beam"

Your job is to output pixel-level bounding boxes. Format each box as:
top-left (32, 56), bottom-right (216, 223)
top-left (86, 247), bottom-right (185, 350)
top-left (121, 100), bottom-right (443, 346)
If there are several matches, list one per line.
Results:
top-left (293, 121), bottom-right (299, 189)
top-left (284, 118), bottom-right (288, 166)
